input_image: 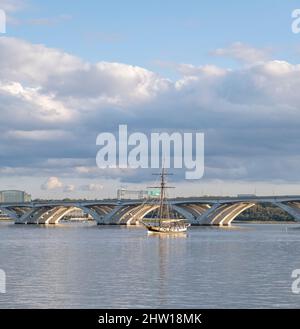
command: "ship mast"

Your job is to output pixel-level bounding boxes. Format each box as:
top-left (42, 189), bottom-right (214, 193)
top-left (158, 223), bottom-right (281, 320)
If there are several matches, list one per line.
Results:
top-left (148, 168), bottom-right (174, 226)
top-left (157, 168), bottom-right (173, 225)
top-left (159, 168), bottom-right (166, 223)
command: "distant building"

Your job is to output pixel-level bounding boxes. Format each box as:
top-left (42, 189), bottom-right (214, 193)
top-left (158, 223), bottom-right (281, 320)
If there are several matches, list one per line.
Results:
top-left (237, 194), bottom-right (256, 198)
top-left (62, 208), bottom-right (92, 221)
top-left (0, 190), bottom-right (31, 203)
top-left (117, 189), bottom-right (149, 200)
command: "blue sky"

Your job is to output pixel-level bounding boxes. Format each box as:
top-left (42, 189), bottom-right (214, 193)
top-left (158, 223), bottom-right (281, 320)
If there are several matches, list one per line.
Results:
top-left (1, 0), bottom-right (300, 199)
top-left (8, 0), bottom-right (300, 76)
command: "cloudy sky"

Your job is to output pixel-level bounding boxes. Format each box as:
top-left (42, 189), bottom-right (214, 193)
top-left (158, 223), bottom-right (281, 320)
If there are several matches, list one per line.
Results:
top-left (1, 0), bottom-right (300, 199)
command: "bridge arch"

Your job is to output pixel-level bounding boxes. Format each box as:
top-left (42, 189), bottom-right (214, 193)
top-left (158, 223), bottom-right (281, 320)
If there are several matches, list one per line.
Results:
top-left (118, 204), bottom-right (159, 225)
top-left (214, 203), bottom-right (256, 226)
top-left (273, 202), bottom-right (300, 222)
top-left (39, 207), bottom-right (78, 224)
top-left (178, 204), bottom-right (210, 218)
top-left (116, 204), bottom-right (196, 225)
top-left (194, 202), bottom-right (256, 226)
top-left (0, 207), bottom-right (19, 220)
top-left (17, 205), bottom-right (112, 225)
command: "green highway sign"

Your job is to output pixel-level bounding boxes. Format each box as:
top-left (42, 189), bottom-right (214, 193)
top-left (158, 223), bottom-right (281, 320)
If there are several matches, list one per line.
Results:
top-left (148, 189), bottom-right (161, 197)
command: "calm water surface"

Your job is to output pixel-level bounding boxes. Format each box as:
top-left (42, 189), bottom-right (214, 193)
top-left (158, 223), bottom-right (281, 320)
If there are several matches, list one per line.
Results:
top-left (0, 222), bottom-right (300, 308)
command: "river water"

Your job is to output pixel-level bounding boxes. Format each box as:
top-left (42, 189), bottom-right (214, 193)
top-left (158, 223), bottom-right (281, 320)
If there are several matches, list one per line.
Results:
top-left (0, 222), bottom-right (300, 309)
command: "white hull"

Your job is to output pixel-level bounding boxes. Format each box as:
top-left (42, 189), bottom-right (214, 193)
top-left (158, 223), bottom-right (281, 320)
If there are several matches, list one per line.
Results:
top-left (144, 223), bottom-right (190, 234)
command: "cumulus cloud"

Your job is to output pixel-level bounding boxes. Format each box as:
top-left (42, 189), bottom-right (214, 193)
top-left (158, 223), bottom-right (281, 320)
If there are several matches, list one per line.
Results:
top-left (0, 82), bottom-right (73, 123)
top-left (177, 64), bottom-right (227, 77)
top-left (41, 177), bottom-right (63, 190)
top-left (0, 37), bottom-right (300, 192)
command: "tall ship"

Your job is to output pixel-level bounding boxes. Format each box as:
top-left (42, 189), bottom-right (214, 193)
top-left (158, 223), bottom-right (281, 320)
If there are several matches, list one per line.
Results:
top-left (141, 169), bottom-right (191, 233)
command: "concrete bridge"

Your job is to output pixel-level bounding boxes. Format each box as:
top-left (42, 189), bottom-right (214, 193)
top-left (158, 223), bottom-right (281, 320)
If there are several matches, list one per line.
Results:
top-left (1, 195), bottom-right (300, 226)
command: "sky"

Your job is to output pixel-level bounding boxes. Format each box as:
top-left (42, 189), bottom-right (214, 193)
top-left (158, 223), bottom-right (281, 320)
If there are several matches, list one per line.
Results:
top-left (1, 0), bottom-right (300, 199)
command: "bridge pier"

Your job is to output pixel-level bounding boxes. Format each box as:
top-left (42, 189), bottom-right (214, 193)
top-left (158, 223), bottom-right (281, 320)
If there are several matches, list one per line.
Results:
top-left (102, 205), bottom-right (134, 225)
top-left (193, 203), bottom-right (256, 226)
top-left (273, 202), bottom-right (300, 222)
top-left (196, 203), bottom-right (222, 225)
top-left (172, 205), bottom-right (198, 225)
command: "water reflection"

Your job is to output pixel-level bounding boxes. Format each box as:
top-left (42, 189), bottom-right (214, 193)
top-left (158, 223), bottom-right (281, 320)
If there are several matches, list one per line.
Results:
top-left (147, 231), bottom-right (188, 239)
top-left (0, 222), bottom-right (300, 308)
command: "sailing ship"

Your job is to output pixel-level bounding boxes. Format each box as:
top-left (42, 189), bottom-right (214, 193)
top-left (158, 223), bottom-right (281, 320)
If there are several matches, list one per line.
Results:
top-left (141, 169), bottom-right (191, 233)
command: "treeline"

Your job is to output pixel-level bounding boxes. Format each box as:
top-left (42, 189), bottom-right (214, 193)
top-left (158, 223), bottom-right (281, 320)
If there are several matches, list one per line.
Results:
top-left (237, 203), bottom-right (294, 222)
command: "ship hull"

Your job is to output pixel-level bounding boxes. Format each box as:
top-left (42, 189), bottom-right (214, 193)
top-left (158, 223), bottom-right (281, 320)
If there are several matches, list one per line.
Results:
top-left (144, 224), bottom-right (190, 234)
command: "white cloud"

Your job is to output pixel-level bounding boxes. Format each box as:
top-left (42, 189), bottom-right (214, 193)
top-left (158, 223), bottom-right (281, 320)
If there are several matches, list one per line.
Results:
top-left (41, 177), bottom-right (63, 190)
top-left (177, 64), bottom-right (227, 77)
top-left (0, 37), bottom-right (300, 192)
top-left (212, 42), bottom-right (272, 64)
top-left (0, 37), bottom-right (84, 83)
top-left (0, 82), bottom-right (73, 122)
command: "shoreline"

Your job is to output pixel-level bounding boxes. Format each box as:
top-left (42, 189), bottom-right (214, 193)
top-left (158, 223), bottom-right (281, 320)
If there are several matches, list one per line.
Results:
top-left (235, 220), bottom-right (297, 225)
